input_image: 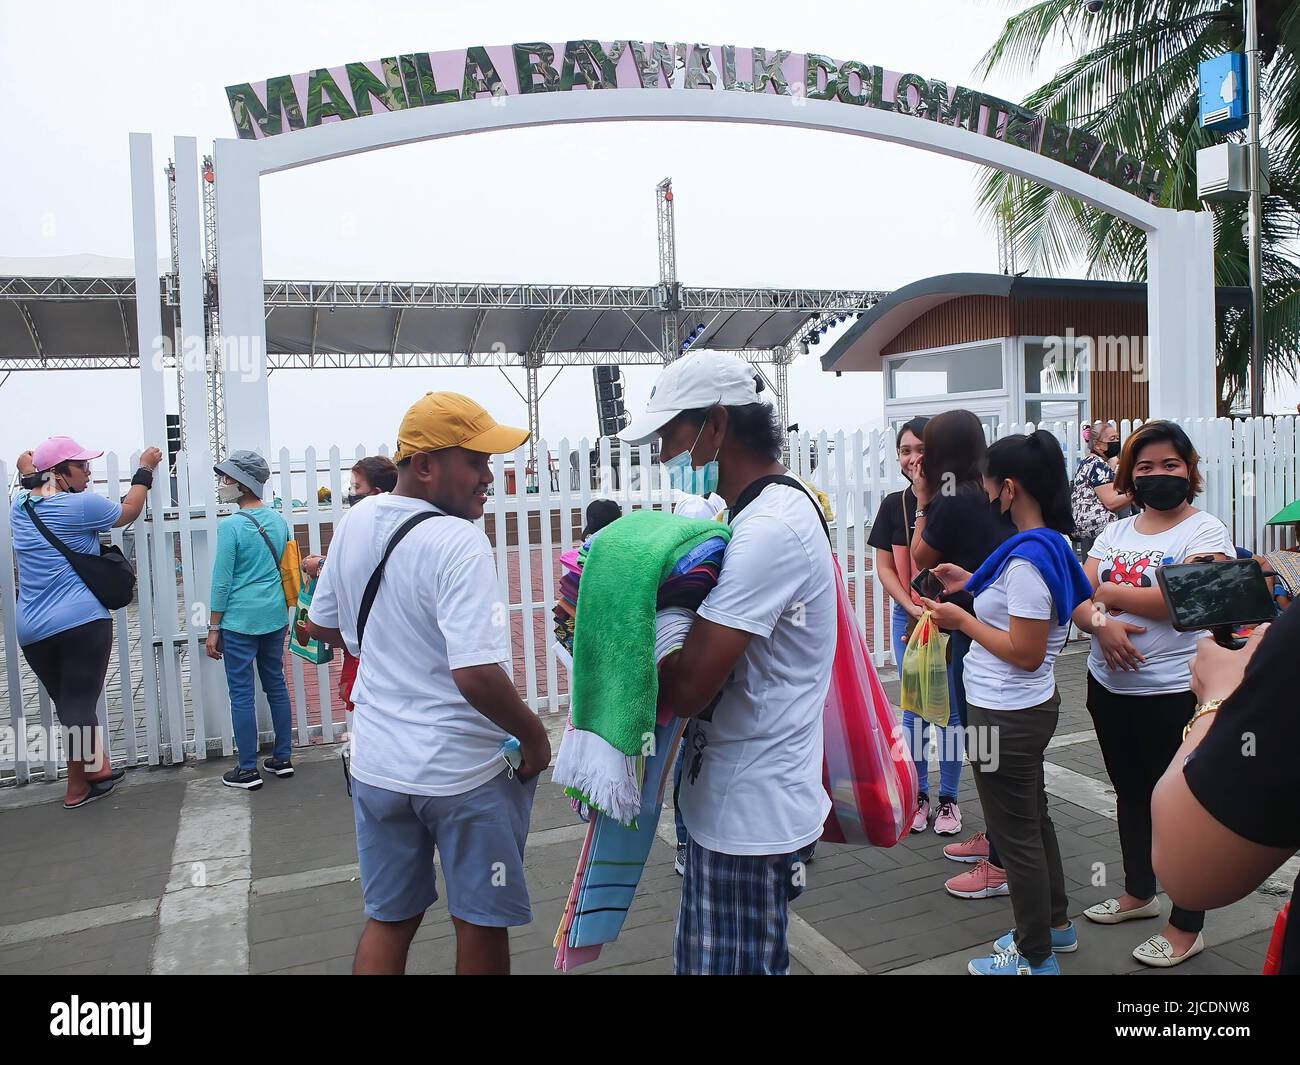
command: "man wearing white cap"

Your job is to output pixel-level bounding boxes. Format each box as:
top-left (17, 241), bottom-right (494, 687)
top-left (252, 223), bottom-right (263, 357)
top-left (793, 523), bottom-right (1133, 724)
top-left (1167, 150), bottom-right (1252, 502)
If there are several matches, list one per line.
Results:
top-left (622, 351), bottom-right (836, 975)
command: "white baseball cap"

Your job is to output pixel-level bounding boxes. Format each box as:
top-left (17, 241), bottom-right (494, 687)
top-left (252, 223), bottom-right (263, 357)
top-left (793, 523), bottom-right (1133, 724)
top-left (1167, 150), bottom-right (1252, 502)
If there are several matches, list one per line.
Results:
top-left (620, 351), bottom-right (763, 446)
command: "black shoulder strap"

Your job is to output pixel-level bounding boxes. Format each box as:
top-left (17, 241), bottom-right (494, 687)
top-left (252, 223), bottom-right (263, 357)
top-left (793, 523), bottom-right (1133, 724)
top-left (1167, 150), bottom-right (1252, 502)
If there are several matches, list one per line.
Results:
top-left (22, 497), bottom-right (77, 563)
top-left (240, 511), bottom-right (283, 570)
top-left (729, 474), bottom-right (831, 543)
top-left (356, 510), bottom-right (443, 649)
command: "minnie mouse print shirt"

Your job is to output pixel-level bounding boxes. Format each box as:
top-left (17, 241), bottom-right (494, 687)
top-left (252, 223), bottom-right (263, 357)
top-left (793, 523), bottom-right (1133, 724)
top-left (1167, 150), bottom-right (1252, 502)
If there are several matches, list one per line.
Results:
top-left (1087, 510), bottom-right (1234, 695)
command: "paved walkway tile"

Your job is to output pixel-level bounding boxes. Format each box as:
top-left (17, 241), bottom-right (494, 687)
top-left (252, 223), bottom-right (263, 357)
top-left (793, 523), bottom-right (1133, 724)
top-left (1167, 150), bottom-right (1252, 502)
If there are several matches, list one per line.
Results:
top-left (0, 654), bottom-right (1287, 975)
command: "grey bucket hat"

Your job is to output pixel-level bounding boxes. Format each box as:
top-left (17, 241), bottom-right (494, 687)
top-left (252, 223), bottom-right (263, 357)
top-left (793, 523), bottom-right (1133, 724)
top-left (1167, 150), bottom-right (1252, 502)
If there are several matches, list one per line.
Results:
top-left (214, 450), bottom-right (271, 493)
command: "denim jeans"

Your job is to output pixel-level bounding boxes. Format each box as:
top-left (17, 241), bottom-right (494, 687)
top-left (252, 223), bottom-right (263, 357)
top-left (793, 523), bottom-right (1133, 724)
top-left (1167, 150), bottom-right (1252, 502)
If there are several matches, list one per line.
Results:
top-left (222, 626), bottom-right (293, 771)
top-left (891, 602), bottom-right (963, 803)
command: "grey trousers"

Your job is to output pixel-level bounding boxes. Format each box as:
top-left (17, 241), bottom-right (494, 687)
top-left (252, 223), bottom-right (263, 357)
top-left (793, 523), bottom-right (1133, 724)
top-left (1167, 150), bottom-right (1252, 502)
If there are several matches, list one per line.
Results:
top-left (967, 692), bottom-right (1068, 965)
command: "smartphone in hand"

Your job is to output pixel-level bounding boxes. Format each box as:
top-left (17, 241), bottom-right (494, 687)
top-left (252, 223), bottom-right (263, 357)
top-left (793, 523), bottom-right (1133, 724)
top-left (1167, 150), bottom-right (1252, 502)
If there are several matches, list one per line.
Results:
top-left (1156, 558), bottom-right (1275, 648)
top-left (911, 568), bottom-right (944, 601)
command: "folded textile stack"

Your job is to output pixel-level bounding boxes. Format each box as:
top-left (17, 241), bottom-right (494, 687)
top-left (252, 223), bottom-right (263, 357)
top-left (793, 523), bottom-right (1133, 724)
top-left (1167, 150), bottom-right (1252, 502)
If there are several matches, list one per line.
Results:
top-left (555, 709), bottom-right (687, 971)
top-left (657, 541), bottom-right (724, 612)
top-left (569, 511), bottom-right (728, 752)
top-left (553, 554), bottom-right (581, 656)
top-left (554, 510), bottom-right (729, 825)
top-left (552, 544), bottom-right (592, 658)
top-left (551, 510), bottom-right (731, 970)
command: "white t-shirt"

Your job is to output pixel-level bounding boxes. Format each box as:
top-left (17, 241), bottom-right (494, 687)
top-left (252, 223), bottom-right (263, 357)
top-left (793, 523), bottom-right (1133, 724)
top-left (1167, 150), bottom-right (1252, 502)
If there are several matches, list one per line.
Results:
top-left (308, 494), bottom-right (513, 796)
top-left (673, 493), bottom-right (726, 521)
top-left (1087, 509), bottom-right (1235, 696)
top-left (962, 557), bottom-right (1070, 711)
top-left (679, 483), bottom-right (835, 856)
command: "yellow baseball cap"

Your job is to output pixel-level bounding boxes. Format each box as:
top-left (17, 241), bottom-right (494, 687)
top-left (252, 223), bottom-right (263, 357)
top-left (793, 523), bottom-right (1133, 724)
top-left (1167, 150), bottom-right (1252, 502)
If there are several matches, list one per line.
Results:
top-left (394, 391), bottom-right (529, 462)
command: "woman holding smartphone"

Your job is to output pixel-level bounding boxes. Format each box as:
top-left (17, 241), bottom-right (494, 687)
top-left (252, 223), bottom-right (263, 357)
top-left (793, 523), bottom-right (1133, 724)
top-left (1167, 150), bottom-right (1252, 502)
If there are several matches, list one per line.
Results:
top-left (1073, 420), bottom-right (1233, 968)
top-left (911, 410), bottom-right (1015, 896)
top-left (868, 417), bottom-right (964, 836)
top-left (920, 430), bottom-right (1093, 975)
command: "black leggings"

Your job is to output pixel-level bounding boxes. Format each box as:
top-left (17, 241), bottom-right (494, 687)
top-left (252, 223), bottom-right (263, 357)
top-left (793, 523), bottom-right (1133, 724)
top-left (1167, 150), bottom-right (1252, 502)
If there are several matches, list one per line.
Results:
top-left (1087, 674), bottom-right (1205, 934)
top-left (21, 618), bottom-right (114, 730)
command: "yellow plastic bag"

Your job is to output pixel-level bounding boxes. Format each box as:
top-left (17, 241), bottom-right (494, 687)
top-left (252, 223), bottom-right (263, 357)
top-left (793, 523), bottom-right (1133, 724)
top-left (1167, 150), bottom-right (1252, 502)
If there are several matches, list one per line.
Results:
top-left (899, 610), bottom-right (951, 725)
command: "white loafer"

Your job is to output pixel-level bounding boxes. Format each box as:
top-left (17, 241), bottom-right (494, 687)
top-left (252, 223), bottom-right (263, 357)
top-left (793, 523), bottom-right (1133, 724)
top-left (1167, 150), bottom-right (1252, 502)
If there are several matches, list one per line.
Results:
top-left (1083, 896), bottom-right (1161, 924)
top-left (1133, 932), bottom-right (1205, 968)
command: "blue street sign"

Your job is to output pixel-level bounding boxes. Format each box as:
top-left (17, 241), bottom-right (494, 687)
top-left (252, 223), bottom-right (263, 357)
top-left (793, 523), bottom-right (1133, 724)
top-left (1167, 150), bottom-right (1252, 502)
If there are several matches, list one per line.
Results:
top-left (1200, 52), bottom-right (1248, 133)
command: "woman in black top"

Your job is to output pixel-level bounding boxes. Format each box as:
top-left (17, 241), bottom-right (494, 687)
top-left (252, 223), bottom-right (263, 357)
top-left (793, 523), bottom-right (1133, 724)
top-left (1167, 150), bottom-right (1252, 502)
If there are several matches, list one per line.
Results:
top-left (912, 411), bottom-right (1015, 576)
top-left (911, 409), bottom-right (1015, 898)
top-left (1152, 605), bottom-right (1300, 974)
top-left (870, 418), bottom-right (965, 836)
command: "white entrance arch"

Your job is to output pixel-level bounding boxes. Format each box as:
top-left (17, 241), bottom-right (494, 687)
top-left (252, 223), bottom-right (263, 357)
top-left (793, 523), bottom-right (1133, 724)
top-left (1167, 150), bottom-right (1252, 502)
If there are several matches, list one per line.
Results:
top-left (133, 44), bottom-right (1216, 459)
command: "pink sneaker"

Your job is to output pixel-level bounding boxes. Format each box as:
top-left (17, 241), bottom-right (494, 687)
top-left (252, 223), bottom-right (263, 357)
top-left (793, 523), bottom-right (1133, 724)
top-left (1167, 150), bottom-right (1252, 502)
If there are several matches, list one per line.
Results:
top-left (910, 796), bottom-right (931, 834)
top-left (933, 800), bottom-right (962, 836)
top-left (943, 830), bottom-right (990, 863)
top-left (945, 859), bottom-right (1010, 899)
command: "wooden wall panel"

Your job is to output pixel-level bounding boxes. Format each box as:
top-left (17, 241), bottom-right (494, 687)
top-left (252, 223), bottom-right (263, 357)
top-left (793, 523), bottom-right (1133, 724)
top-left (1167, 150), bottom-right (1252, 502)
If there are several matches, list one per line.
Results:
top-left (878, 293), bottom-right (1150, 421)
top-left (881, 296), bottom-right (1011, 355)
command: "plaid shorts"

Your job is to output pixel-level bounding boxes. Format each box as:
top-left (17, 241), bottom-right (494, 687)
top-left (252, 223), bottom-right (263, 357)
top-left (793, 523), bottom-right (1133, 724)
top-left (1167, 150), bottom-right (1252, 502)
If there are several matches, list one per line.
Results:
top-left (673, 836), bottom-right (808, 975)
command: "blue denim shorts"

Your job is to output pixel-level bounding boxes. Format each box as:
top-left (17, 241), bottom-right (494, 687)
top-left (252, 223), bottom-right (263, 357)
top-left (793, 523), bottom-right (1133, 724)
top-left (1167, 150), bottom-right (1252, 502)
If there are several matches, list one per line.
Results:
top-left (351, 770), bottom-right (537, 927)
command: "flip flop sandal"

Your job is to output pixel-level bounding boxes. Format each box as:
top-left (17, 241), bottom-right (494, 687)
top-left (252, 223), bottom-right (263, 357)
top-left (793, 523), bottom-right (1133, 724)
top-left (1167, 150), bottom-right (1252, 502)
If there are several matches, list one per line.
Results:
top-left (63, 777), bottom-right (119, 810)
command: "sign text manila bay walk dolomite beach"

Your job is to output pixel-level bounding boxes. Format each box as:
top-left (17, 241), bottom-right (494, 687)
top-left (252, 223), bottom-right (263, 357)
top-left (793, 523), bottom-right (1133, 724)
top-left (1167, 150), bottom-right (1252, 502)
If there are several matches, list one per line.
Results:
top-left (224, 41), bottom-right (1165, 206)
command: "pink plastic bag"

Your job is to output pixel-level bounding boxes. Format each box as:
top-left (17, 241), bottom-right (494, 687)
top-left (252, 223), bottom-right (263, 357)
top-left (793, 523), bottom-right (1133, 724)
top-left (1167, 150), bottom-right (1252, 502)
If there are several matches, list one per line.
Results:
top-left (820, 559), bottom-right (918, 847)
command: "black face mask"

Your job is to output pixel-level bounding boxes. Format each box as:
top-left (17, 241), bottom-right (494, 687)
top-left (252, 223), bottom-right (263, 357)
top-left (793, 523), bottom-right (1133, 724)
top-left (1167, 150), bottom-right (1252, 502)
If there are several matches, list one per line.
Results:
top-left (346, 493), bottom-right (367, 507)
top-left (989, 487), bottom-right (1016, 527)
top-left (1133, 474), bottom-right (1189, 512)
top-left (1104, 440), bottom-right (1121, 460)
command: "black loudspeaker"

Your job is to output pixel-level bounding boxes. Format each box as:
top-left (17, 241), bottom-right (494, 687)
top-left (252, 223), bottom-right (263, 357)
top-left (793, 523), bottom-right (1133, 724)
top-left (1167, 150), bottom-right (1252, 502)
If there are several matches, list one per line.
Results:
top-left (165, 414), bottom-right (182, 470)
top-left (593, 366), bottom-right (627, 438)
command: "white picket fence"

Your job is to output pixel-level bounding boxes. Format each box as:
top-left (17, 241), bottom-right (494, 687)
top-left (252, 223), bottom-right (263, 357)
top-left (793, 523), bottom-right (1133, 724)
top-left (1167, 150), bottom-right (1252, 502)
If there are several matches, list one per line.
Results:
top-left (2, 416), bottom-right (1296, 785)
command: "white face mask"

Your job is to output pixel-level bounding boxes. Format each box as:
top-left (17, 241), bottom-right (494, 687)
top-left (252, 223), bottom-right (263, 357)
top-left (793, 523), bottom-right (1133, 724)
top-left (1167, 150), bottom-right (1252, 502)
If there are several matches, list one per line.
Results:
top-left (217, 482), bottom-right (243, 504)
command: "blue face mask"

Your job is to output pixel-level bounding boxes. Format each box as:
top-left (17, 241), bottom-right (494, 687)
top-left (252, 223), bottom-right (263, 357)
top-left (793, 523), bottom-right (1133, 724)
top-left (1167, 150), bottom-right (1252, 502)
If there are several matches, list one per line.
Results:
top-left (664, 417), bottom-right (720, 498)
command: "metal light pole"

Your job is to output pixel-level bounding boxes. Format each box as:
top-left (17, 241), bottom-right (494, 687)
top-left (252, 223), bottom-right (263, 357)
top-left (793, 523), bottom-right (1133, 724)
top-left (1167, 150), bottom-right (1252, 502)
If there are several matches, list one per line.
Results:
top-left (1246, 0), bottom-right (1266, 415)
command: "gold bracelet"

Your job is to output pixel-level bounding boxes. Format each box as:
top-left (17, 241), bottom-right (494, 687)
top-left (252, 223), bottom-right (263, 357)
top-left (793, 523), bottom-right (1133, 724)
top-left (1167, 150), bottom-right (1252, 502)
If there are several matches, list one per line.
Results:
top-left (1183, 699), bottom-right (1224, 741)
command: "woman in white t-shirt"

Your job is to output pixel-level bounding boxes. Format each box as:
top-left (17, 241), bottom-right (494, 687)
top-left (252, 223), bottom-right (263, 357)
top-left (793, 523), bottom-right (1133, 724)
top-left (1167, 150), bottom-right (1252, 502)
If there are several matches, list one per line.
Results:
top-left (1074, 420), bottom-right (1233, 968)
top-left (921, 431), bottom-right (1096, 976)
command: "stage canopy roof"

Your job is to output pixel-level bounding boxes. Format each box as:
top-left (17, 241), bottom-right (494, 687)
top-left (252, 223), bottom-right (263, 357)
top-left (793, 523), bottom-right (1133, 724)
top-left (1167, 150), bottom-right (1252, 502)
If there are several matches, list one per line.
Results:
top-left (0, 275), bottom-right (885, 370)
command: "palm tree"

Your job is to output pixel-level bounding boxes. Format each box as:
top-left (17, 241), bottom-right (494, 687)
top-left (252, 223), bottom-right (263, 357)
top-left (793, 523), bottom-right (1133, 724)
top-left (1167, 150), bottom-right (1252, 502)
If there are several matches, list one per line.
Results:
top-left (977, 0), bottom-right (1300, 413)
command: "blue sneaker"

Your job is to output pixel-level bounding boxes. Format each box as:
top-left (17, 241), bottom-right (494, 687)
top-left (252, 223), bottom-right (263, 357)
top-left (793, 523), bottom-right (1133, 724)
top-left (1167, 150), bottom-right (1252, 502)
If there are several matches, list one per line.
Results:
top-left (968, 948), bottom-right (1060, 975)
top-left (993, 922), bottom-right (1078, 955)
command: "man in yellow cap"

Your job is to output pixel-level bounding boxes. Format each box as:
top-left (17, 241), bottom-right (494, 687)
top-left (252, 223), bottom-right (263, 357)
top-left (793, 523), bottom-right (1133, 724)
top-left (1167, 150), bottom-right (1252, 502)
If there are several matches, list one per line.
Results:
top-left (307, 392), bottom-right (551, 975)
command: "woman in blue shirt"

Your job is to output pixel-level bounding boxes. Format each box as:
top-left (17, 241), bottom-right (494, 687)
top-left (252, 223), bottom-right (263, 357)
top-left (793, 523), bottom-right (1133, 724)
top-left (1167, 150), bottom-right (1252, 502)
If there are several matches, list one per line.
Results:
top-left (12, 436), bottom-right (162, 809)
top-left (203, 451), bottom-right (295, 791)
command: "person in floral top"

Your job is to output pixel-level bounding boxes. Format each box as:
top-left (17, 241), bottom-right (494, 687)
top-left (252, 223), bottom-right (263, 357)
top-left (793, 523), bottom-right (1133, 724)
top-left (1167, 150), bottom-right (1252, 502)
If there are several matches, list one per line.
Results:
top-left (1069, 421), bottom-right (1133, 557)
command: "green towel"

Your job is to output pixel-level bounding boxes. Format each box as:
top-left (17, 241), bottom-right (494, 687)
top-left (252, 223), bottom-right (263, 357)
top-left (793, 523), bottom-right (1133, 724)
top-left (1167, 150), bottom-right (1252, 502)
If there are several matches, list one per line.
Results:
top-left (570, 510), bottom-right (731, 755)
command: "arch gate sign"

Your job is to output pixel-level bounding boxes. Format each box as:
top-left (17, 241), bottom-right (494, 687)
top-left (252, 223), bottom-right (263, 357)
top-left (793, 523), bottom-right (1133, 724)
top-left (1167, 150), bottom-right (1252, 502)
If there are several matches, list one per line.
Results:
top-left (130, 40), bottom-right (1216, 464)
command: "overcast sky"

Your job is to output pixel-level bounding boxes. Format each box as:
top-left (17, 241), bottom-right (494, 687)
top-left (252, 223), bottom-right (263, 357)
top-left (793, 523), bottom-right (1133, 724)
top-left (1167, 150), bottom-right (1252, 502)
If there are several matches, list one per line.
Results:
top-left (1, 1), bottom-right (1290, 464)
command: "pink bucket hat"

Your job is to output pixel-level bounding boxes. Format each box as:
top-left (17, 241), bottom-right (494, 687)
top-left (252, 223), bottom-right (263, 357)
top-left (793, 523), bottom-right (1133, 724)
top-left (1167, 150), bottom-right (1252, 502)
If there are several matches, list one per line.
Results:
top-left (32, 436), bottom-right (104, 472)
